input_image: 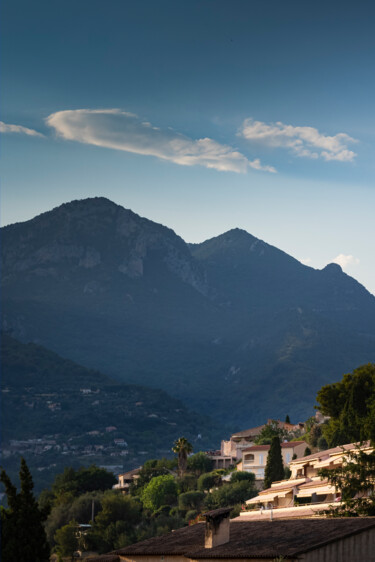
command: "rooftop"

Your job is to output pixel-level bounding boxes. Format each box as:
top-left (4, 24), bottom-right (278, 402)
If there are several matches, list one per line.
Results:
top-left (107, 519), bottom-right (375, 559)
top-left (289, 441), bottom-right (371, 465)
top-left (242, 441), bottom-right (305, 452)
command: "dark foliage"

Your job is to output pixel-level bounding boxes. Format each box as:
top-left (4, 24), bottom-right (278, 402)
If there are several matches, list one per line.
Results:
top-left (316, 363), bottom-right (375, 446)
top-left (1, 459), bottom-right (50, 562)
top-left (264, 436), bottom-right (284, 489)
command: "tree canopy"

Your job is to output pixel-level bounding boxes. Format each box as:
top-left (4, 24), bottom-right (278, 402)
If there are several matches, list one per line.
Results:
top-left (141, 475), bottom-right (177, 512)
top-left (172, 437), bottom-right (193, 476)
top-left (1, 458), bottom-right (50, 562)
top-left (255, 421), bottom-right (287, 445)
top-left (264, 436), bottom-right (284, 489)
top-left (316, 363), bottom-right (375, 447)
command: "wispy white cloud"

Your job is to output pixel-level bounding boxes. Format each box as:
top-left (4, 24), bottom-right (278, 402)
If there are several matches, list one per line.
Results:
top-left (333, 254), bottom-right (360, 268)
top-left (0, 121), bottom-right (43, 137)
top-left (240, 118), bottom-right (357, 162)
top-left (46, 109), bottom-right (276, 174)
top-left (300, 257), bottom-right (312, 265)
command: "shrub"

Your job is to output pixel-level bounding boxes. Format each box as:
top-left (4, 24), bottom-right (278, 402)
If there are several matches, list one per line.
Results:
top-left (197, 472), bottom-right (222, 492)
top-left (230, 471), bottom-right (255, 483)
top-left (141, 475), bottom-right (177, 512)
top-left (178, 491), bottom-right (204, 511)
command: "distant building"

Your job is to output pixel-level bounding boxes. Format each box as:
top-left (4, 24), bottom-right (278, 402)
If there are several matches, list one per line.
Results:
top-left (208, 420), bottom-right (305, 472)
top-left (238, 441), bottom-right (306, 480)
top-left (112, 467), bottom-right (141, 493)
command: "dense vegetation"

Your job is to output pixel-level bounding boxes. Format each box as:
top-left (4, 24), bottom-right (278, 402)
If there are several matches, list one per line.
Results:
top-left (316, 363), bottom-right (375, 447)
top-left (1, 459), bottom-right (50, 562)
top-left (10, 449), bottom-right (256, 558)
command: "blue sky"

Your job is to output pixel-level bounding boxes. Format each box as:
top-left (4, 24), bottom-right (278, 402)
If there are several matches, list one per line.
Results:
top-left (1, 0), bottom-right (375, 293)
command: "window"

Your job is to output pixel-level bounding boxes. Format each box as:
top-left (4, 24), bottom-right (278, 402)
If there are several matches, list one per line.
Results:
top-left (244, 453), bottom-right (254, 463)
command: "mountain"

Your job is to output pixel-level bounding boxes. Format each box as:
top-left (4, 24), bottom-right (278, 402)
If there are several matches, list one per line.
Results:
top-left (0, 333), bottom-right (222, 492)
top-left (2, 197), bottom-right (375, 426)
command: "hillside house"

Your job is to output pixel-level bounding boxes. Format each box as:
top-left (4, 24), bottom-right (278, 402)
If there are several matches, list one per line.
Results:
top-left (213, 419), bottom-right (305, 469)
top-left (88, 507), bottom-right (375, 562)
top-left (239, 441), bottom-right (373, 520)
top-left (112, 467), bottom-right (141, 493)
top-left (238, 441), bottom-right (306, 480)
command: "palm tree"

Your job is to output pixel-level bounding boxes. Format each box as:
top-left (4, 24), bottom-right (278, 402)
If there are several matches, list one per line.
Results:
top-left (172, 437), bottom-right (193, 476)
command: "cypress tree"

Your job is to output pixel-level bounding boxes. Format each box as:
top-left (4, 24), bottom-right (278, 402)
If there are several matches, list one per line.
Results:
top-left (1, 458), bottom-right (50, 562)
top-left (264, 436), bottom-right (284, 489)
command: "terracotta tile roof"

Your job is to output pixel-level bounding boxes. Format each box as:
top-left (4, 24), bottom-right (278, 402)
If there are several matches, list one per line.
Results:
top-left (114, 524), bottom-right (204, 556)
top-left (280, 441), bottom-right (306, 448)
top-left (118, 467), bottom-right (141, 478)
top-left (242, 441), bottom-right (305, 452)
top-left (231, 425), bottom-right (266, 439)
top-left (113, 519), bottom-right (375, 559)
top-left (290, 441), bottom-right (372, 464)
top-left (86, 554), bottom-right (121, 562)
top-left (242, 445), bottom-right (270, 451)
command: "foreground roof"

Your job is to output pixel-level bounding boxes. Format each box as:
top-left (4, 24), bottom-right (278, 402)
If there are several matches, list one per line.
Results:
top-left (107, 519), bottom-right (375, 559)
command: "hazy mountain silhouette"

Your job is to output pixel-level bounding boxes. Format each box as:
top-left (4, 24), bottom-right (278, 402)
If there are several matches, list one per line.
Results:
top-left (2, 197), bottom-right (375, 426)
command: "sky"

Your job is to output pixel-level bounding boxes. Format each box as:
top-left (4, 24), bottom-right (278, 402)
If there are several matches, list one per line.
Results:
top-left (1, 0), bottom-right (375, 294)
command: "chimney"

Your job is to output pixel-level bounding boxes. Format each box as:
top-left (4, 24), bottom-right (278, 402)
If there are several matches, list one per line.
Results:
top-left (204, 507), bottom-right (231, 548)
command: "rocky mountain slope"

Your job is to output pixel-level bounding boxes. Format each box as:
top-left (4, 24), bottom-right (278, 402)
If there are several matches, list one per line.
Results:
top-left (2, 197), bottom-right (375, 426)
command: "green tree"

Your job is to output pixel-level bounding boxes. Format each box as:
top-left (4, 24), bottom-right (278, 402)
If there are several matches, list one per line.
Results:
top-left (44, 491), bottom-right (104, 546)
top-left (187, 452), bottom-right (213, 475)
top-left (204, 480), bottom-right (256, 510)
top-left (1, 458), bottom-right (50, 562)
top-left (304, 447), bottom-right (312, 456)
top-left (197, 471), bottom-right (222, 492)
top-left (230, 471), bottom-right (255, 484)
top-left (177, 473), bottom-right (197, 493)
top-left (178, 491), bottom-right (204, 511)
top-left (88, 492), bottom-right (142, 552)
top-left (264, 436), bottom-right (284, 489)
top-left (141, 475), bottom-right (177, 512)
top-left (285, 415), bottom-right (291, 424)
top-left (255, 421), bottom-right (287, 445)
top-left (54, 520), bottom-right (79, 559)
top-left (172, 437), bottom-right (193, 476)
top-left (316, 363), bottom-right (375, 447)
top-left (308, 423), bottom-right (322, 447)
top-left (52, 465), bottom-right (116, 503)
top-left (319, 448), bottom-right (375, 516)
top-left (132, 458), bottom-right (176, 492)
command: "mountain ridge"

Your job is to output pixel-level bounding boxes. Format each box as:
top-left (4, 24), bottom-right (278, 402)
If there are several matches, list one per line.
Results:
top-left (2, 197), bottom-right (375, 427)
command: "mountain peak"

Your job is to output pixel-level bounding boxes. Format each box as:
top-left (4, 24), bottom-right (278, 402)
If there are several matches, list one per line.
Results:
top-left (322, 263), bottom-right (343, 274)
top-left (217, 227), bottom-right (257, 241)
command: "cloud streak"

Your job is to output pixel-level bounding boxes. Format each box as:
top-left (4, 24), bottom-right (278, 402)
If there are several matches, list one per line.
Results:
top-left (46, 109), bottom-right (276, 173)
top-left (0, 121), bottom-right (43, 137)
top-left (240, 118), bottom-right (357, 162)
top-left (333, 254), bottom-right (360, 268)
